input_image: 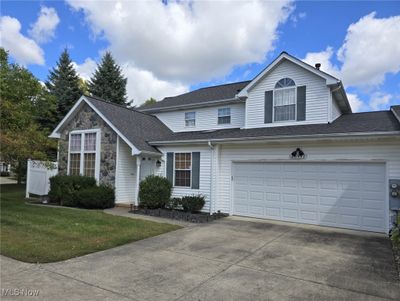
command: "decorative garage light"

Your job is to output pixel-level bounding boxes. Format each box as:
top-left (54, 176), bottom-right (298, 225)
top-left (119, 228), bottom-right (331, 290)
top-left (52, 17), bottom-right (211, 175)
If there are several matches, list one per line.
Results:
top-left (290, 148), bottom-right (305, 159)
top-left (156, 160), bottom-right (162, 168)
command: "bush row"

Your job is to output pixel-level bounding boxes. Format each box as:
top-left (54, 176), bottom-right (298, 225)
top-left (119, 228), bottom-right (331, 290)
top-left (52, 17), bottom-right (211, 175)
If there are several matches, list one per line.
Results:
top-left (49, 175), bottom-right (114, 209)
top-left (139, 175), bottom-right (205, 213)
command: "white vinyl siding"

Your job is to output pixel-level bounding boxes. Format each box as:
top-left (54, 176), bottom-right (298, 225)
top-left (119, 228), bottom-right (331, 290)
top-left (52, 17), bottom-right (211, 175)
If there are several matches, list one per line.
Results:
top-left (158, 146), bottom-right (212, 212)
top-left (214, 139), bottom-right (400, 232)
top-left (155, 103), bottom-right (245, 132)
top-left (245, 59), bottom-right (330, 128)
top-left (331, 97), bottom-right (342, 121)
top-left (115, 138), bottom-right (136, 203)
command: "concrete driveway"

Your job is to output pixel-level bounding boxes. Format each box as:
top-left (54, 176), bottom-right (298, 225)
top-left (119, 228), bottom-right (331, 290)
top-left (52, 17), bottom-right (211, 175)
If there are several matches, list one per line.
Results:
top-left (1, 217), bottom-right (399, 300)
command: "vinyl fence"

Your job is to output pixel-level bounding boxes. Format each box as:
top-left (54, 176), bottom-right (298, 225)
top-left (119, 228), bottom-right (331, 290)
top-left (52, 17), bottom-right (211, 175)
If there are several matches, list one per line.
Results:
top-left (26, 160), bottom-right (58, 198)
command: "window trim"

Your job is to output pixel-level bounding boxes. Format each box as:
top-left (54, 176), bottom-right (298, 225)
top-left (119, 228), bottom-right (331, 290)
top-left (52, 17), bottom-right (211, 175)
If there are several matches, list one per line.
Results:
top-left (173, 152), bottom-right (192, 188)
top-left (273, 85), bottom-right (297, 123)
top-left (67, 129), bottom-right (101, 182)
top-left (184, 112), bottom-right (196, 127)
top-left (217, 107), bottom-right (231, 125)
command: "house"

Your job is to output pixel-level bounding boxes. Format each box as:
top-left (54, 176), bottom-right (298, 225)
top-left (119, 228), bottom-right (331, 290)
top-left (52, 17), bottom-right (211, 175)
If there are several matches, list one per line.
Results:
top-left (50, 52), bottom-right (400, 233)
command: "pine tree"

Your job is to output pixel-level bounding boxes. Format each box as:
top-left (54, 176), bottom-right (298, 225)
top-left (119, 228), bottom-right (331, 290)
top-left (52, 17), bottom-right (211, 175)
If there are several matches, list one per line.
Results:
top-left (88, 52), bottom-right (127, 105)
top-left (46, 49), bottom-right (82, 121)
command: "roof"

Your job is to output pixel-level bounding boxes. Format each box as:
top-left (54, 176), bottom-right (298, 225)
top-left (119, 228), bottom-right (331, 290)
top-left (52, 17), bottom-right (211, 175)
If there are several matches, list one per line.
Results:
top-left (50, 95), bottom-right (173, 154)
top-left (149, 110), bottom-right (400, 144)
top-left (139, 81), bottom-right (251, 112)
top-left (139, 51), bottom-right (351, 114)
top-left (391, 105), bottom-right (400, 122)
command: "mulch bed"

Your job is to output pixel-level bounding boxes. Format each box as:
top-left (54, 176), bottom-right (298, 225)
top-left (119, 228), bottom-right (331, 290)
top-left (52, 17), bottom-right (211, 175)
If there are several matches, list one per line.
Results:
top-left (391, 241), bottom-right (400, 279)
top-left (131, 208), bottom-right (228, 223)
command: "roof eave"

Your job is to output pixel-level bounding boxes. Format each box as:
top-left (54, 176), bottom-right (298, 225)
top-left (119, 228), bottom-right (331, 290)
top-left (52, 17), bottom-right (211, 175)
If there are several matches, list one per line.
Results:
top-left (149, 131), bottom-right (400, 145)
top-left (237, 52), bottom-right (339, 97)
top-left (139, 97), bottom-right (245, 113)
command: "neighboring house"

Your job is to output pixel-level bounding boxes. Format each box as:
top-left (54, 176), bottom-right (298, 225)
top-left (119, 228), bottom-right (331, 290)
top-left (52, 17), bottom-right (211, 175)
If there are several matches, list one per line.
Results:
top-left (50, 52), bottom-right (400, 233)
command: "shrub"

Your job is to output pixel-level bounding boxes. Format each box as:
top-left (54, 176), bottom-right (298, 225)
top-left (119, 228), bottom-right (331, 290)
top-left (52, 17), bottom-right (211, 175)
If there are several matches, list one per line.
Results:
top-left (139, 175), bottom-right (172, 209)
top-left (391, 215), bottom-right (400, 247)
top-left (48, 175), bottom-right (96, 206)
top-left (166, 197), bottom-right (182, 210)
top-left (180, 195), bottom-right (205, 213)
top-left (76, 185), bottom-right (115, 209)
top-left (0, 171), bottom-right (10, 177)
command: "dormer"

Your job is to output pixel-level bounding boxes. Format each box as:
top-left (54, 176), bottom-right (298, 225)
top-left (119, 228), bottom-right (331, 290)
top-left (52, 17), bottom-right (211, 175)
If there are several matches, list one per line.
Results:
top-left (237, 52), bottom-right (352, 129)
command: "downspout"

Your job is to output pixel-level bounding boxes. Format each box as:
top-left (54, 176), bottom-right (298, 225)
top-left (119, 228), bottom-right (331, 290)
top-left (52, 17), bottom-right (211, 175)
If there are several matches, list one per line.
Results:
top-left (208, 141), bottom-right (214, 214)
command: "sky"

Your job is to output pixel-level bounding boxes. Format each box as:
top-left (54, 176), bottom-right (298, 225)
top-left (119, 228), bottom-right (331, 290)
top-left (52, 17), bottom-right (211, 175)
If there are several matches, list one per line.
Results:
top-left (1, 0), bottom-right (399, 110)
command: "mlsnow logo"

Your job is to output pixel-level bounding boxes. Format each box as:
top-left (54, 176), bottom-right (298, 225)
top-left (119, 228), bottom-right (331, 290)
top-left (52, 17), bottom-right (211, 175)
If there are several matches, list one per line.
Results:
top-left (1, 288), bottom-right (40, 297)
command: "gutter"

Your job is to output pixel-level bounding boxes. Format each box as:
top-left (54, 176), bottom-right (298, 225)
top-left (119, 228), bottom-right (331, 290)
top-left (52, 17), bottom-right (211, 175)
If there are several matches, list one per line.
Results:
top-left (148, 131), bottom-right (400, 145)
top-left (139, 97), bottom-right (246, 113)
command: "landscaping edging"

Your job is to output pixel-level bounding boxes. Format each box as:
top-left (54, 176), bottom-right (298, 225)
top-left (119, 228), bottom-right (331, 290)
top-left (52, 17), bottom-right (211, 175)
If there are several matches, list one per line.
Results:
top-left (131, 208), bottom-right (228, 223)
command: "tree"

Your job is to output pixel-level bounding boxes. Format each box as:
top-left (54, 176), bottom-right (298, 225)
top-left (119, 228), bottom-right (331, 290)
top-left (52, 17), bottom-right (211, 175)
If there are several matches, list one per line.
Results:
top-left (0, 48), bottom-right (56, 183)
top-left (88, 52), bottom-right (127, 105)
top-left (142, 97), bottom-right (157, 107)
top-left (46, 49), bottom-right (82, 121)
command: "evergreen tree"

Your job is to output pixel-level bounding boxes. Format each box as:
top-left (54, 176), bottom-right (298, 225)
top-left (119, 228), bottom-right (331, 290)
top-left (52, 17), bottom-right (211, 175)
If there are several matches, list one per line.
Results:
top-left (88, 52), bottom-right (127, 105)
top-left (46, 49), bottom-right (82, 121)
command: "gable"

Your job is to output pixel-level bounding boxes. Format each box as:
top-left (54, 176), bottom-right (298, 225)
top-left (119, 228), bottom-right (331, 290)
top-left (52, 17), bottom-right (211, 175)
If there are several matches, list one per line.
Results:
top-left (245, 59), bottom-right (331, 128)
top-left (50, 96), bottom-right (173, 154)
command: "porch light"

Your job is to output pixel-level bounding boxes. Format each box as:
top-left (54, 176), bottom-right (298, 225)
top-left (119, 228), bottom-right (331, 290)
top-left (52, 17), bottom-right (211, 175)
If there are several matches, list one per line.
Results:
top-left (156, 160), bottom-right (162, 168)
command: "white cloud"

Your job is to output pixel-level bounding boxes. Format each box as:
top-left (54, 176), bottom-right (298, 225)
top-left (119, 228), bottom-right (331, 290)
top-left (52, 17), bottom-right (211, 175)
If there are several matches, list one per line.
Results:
top-left (369, 92), bottom-right (392, 111)
top-left (346, 93), bottom-right (364, 112)
top-left (28, 6), bottom-right (60, 44)
top-left (303, 13), bottom-right (400, 87)
top-left (67, 0), bottom-right (293, 83)
top-left (338, 12), bottom-right (400, 86)
top-left (122, 64), bottom-right (188, 104)
top-left (73, 58), bottom-right (188, 105)
top-left (0, 16), bottom-right (44, 65)
top-left (72, 58), bottom-right (97, 81)
top-left (302, 47), bottom-right (340, 78)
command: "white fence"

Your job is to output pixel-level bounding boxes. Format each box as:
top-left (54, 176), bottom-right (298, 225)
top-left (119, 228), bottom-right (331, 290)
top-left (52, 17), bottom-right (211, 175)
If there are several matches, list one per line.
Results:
top-left (26, 160), bottom-right (58, 198)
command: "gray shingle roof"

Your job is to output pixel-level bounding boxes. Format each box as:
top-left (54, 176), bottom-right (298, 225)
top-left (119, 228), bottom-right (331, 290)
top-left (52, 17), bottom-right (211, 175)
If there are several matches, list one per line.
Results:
top-left (139, 81), bottom-right (251, 112)
top-left (392, 105), bottom-right (400, 122)
top-left (148, 111), bottom-right (400, 144)
top-left (85, 96), bottom-right (172, 153)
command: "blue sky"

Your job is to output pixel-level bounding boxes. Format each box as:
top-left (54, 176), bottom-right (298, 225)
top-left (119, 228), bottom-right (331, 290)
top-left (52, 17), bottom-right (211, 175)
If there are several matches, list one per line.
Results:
top-left (1, 0), bottom-right (399, 110)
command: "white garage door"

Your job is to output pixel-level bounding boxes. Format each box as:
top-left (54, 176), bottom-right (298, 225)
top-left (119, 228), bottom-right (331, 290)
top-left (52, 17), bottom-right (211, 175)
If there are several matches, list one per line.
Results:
top-left (233, 162), bottom-right (386, 233)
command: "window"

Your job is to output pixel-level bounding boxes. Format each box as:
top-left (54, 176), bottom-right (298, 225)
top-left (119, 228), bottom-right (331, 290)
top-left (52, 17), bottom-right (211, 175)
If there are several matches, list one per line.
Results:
top-left (185, 112), bottom-right (196, 127)
top-left (273, 78), bottom-right (296, 122)
top-left (68, 131), bottom-right (99, 179)
top-left (174, 153), bottom-right (191, 187)
top-left (218, 108), bottom-right (231, 124)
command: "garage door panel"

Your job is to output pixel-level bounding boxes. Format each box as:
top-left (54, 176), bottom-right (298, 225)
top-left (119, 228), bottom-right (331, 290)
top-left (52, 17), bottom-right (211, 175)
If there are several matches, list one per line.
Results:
top-left (233, 162), bottom-right (386, 233)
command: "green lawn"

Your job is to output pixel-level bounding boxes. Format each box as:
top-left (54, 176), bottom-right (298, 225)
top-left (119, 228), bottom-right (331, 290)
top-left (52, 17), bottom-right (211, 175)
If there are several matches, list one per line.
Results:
top-left (0, 184), bottom-right (181, 263)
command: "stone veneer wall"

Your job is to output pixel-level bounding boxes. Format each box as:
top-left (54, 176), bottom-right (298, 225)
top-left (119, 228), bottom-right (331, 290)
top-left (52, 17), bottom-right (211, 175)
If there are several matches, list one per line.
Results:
top-left (58, 103), bottom-right (117, 187)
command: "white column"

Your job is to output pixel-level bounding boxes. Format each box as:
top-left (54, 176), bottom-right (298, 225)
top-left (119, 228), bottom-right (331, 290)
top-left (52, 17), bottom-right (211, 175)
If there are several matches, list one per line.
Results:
top-left (135, 156), bottom-right (141, 206)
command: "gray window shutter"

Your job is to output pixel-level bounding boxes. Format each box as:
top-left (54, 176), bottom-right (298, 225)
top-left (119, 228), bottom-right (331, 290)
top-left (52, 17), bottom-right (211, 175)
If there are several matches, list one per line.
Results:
top-left (297, 86), bottom-right (306, 121)
top-left (264, 90), bottom-right (273, 123)
top-left (166, 152), bottom-right (174, 184)
top-left (191, 152), bottom-right (200, 189)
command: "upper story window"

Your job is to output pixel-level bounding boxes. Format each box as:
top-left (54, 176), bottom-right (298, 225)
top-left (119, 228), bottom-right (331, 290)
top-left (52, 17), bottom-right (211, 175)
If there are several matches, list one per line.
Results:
top-left (68, 130), bottom-right (99, 179)
top-left (218, 108), bottom-right (231, 124)
top-left (185, 112), bottom-right (196, 127)
top-left (174, 153), bottom-right (191, 187)
top-left (273, 78), bottom-right (296, 122)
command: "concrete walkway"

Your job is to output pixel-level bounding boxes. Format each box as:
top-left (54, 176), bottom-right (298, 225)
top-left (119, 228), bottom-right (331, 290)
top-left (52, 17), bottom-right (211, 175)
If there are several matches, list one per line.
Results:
top-left (1, 218), bottom-right (399, 300)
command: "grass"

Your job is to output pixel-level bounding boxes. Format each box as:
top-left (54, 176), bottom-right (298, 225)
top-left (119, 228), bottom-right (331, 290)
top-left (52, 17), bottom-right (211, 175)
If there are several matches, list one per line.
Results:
top-left (0, 184), bottom-right (181, 263)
